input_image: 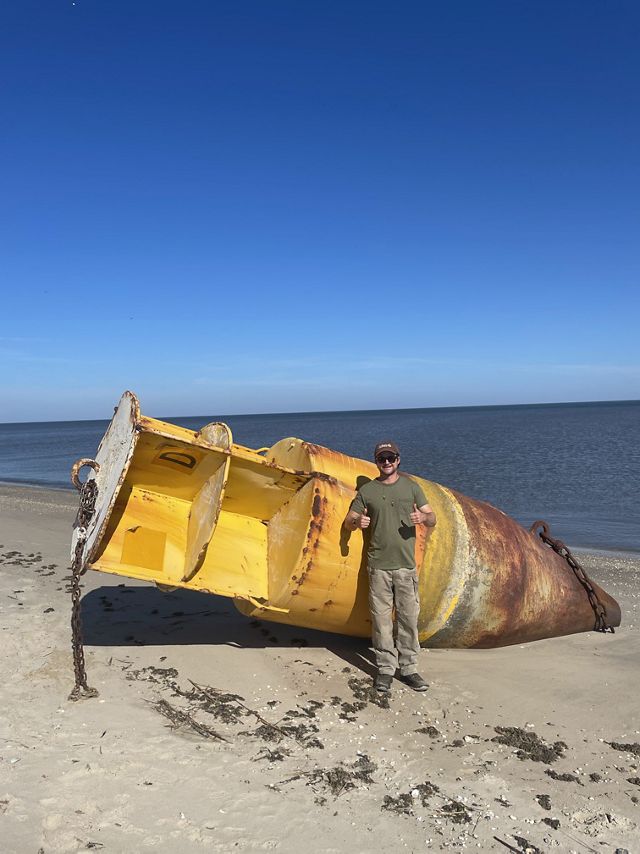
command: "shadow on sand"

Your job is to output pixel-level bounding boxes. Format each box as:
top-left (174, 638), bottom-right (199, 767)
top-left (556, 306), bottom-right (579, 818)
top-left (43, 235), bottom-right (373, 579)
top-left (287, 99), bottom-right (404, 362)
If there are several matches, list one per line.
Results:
top-left (81, 584), bottom-right (377, 678)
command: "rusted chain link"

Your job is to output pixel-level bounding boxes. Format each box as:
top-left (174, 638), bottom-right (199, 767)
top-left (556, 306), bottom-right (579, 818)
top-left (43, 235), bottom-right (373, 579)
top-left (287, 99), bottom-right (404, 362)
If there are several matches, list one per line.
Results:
top-left (68, 461), bottom-right (100, 701)
top-left (529, 520), bottom-right (614, 634)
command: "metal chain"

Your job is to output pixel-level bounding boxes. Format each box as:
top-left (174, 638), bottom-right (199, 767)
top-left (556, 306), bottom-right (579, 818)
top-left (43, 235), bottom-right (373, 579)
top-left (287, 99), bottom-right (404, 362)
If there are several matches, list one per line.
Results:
top-left (68, 475), bottom-right (100, 701)
top-left (529, 520), bottom-right (614, 633)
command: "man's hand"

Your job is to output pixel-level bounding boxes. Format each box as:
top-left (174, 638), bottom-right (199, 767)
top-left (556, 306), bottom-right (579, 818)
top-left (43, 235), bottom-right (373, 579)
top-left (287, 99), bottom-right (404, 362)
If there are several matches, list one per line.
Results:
top-left (410, 503), bottom-right (437, 527)
top-left (358, 507), bottom-right (371, 529)
top-left (409, 503), bottom-right (422, 524)
top-left (344, 507), bottom-right (370, 531)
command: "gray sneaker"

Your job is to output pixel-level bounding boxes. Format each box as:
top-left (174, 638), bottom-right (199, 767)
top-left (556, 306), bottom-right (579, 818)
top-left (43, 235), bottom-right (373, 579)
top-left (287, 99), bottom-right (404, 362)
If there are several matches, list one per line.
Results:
top-left (401, 673), bottom-right (428, 692)
top-left (374, 673), bottom-right (393, 693)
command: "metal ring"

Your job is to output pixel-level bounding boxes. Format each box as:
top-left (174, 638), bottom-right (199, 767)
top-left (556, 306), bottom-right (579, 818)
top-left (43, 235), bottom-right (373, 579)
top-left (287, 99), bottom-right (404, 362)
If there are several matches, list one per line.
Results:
top-left (529, 519), bottom-right (549, 537)
top-left (71, 459), bottom-right (100, 491)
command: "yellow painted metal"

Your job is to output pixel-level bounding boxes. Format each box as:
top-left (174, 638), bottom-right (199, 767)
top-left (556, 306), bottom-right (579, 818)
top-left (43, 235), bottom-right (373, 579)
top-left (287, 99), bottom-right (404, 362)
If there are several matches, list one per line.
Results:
top-left (80, 399), bottom-right (434, 635)
top-left (77, 392), bottom-right (621, 648)
top-left (86, 407), bottom-right (310, 604)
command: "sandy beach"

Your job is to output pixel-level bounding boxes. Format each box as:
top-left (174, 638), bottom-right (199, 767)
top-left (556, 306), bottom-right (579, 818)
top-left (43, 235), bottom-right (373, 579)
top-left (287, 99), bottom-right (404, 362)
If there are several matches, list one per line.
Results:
top-left (1, 483), bottom-right (638, 854)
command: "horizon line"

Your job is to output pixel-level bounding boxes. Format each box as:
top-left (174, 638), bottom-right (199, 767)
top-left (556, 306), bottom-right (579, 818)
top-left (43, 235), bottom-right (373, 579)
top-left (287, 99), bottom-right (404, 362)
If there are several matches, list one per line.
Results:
top-left (1, 397), bottom-right (638, 427)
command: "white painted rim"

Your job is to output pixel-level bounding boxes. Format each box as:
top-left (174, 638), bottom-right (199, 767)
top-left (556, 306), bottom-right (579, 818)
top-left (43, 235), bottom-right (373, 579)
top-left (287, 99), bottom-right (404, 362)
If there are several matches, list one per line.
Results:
top-left (71, 391), bottom-right (140, 566)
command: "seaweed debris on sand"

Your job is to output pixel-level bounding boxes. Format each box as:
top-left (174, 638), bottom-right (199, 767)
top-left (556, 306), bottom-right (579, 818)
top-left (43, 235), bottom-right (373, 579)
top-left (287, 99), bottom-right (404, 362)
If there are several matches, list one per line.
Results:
top-left (492, 726), bottom-right (567, 763)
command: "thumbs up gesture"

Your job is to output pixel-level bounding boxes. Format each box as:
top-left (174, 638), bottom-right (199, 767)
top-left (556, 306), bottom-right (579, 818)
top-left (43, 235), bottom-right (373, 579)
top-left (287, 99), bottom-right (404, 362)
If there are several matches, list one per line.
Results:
top-left (358, 506), bottom-right (371, 529)
top-left (410, 503), bottom-right (423, 525)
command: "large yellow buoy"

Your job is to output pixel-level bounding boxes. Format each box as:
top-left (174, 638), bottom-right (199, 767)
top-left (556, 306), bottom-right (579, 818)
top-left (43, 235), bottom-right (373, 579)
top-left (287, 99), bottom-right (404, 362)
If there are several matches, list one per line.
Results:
top-left (71, 391), bottom-right (620, 648)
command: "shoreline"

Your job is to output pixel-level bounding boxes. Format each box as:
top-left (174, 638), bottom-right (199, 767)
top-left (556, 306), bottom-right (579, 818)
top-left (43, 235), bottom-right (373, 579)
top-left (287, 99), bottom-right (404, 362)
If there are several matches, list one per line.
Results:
top-left (0, 479), bottom-right (76, 493)
top-left (1, 479), bottom-right (638, 851)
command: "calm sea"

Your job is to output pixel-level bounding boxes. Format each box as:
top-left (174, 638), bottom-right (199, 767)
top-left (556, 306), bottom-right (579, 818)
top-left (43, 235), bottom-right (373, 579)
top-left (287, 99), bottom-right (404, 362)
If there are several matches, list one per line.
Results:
top-left (0, 401), bottom-right (638, 553)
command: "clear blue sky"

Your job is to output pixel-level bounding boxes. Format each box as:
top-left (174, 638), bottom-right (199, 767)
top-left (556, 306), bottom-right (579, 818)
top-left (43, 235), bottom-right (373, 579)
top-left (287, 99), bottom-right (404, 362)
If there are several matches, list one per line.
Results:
top-left (1, 1), bottom-right (638, 422)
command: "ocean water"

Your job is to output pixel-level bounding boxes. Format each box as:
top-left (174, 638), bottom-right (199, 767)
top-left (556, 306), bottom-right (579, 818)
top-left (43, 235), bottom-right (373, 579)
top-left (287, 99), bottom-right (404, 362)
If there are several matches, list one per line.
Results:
top-left (0, 400), bottom-right (638, 553)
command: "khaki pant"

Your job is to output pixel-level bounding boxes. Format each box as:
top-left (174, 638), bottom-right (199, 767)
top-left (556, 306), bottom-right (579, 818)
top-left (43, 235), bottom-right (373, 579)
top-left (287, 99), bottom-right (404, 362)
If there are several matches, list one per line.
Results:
top-left (367, 566), bottom-right (420, 676)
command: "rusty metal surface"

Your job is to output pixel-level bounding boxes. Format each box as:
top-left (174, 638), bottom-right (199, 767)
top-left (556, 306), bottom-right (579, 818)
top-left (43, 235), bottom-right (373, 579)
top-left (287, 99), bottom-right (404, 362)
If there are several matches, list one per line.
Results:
top-left (529, 520), bottom-right (616, 633)
top-left (424, 490), bottom-right (621, 648)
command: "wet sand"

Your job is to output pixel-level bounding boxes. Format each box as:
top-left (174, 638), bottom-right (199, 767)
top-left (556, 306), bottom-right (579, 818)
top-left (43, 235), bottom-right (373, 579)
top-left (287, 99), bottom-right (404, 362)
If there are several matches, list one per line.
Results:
top-left (1, 483), bottom-right (638, 853)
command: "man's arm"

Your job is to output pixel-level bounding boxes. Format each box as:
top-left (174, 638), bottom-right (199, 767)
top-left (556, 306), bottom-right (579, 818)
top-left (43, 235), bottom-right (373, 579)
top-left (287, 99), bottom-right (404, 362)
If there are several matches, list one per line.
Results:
top-left (409, 502), bottom-right (436, 527)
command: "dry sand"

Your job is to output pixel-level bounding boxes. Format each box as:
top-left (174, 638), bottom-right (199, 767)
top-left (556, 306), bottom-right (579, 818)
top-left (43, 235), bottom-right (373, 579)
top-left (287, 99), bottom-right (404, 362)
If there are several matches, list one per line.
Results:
top-left (1, 483), bottom-right (638, 854)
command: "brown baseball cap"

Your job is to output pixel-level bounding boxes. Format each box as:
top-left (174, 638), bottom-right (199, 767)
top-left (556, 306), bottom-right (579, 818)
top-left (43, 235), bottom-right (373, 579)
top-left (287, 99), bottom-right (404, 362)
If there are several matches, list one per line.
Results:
top-left (374, 441), bottom-right (400, 459)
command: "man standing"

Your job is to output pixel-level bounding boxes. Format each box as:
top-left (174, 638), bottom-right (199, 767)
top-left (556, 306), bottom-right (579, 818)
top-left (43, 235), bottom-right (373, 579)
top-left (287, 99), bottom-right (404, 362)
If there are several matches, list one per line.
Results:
top-left (343, 441), bottom-right (436, 693)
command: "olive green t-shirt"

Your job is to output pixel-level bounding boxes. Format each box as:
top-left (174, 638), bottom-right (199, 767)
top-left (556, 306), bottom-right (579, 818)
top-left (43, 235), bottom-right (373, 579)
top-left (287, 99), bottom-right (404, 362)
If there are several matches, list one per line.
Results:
top-left (350, 475), bottom-right (428, 570)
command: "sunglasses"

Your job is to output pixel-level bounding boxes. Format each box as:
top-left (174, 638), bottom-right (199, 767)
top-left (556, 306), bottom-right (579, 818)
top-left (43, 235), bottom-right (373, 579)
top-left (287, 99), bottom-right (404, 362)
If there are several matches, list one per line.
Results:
top-left (376, 453), bottom-right (398, 464)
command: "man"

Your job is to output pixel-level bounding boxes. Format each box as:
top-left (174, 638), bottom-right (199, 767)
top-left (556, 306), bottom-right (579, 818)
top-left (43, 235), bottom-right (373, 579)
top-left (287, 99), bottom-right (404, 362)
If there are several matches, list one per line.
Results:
top-left (343, 441), bottom-right (436, 693)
